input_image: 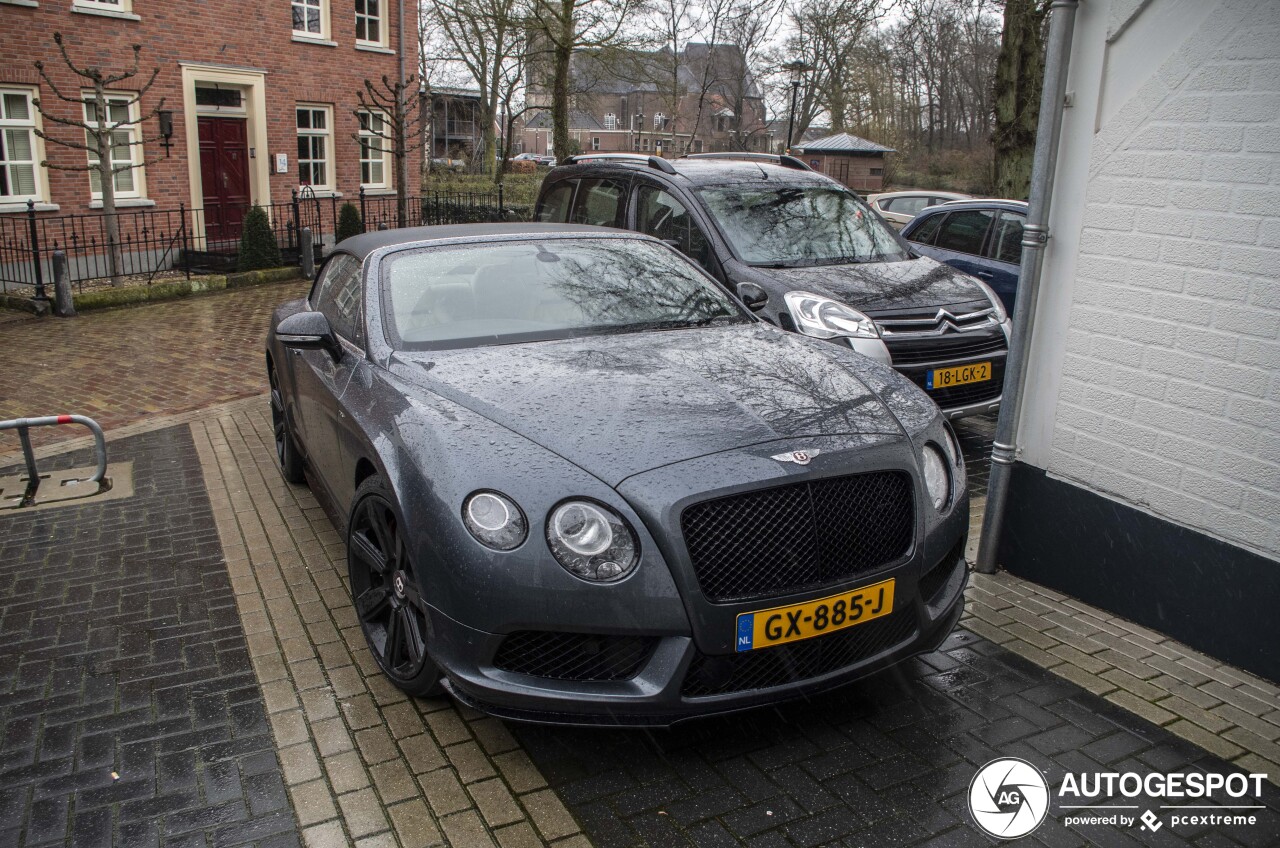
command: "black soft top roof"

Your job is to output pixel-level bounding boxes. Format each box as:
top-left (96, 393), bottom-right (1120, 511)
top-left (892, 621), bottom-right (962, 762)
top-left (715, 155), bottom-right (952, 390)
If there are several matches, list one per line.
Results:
top-left (336, 223), bottom-right (623, 259)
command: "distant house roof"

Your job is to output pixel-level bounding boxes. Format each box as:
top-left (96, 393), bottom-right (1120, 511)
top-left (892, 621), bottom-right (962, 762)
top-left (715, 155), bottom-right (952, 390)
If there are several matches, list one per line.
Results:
top-left (795, 132), bottom-right (895, 154)
top-left (431, 86), bottom-right (483, 100)
top-left (524, 110), bottom-right (608, 131)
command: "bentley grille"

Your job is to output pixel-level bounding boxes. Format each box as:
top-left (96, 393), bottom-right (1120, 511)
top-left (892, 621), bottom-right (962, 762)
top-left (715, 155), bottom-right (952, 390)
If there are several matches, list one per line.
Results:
top-left (680, 471), bottom-right (915, 603)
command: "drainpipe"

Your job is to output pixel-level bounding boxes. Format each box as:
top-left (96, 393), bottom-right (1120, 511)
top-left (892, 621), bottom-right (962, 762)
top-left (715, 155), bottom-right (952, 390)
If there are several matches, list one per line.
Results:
top-left (975, 0), bottom-right (1081, 573)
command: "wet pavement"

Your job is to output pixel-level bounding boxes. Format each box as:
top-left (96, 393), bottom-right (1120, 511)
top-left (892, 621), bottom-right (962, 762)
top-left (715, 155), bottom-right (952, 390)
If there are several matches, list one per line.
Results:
top-left (0, 281), bottom-right (310, 452)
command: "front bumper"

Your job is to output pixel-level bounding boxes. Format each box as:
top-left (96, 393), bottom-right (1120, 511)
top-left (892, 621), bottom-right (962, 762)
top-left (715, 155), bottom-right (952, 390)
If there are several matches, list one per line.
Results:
top-left (427, 543), bottom-right (969, 727)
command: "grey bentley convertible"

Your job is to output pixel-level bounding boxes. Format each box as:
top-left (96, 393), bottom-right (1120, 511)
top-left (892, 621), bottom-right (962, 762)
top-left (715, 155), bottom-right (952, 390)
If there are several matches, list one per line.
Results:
top-left (266, 223), bottom-right (969, 725)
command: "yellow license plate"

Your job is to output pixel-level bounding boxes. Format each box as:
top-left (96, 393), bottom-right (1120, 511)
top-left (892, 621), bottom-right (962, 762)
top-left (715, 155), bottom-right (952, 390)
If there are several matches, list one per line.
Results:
top-left (927, 361), bottom-right (991, 390)
top-left (735, 579), bottom-right (896, 652)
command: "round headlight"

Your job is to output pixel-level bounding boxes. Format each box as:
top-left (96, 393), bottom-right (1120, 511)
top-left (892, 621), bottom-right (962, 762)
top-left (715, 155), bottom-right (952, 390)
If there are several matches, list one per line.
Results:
top-left (462, 491), bottom-right (527, 551)
top-left (547, 500), bottom-right (639, 582)
top-left (921, 445), bottom-right (951, 511)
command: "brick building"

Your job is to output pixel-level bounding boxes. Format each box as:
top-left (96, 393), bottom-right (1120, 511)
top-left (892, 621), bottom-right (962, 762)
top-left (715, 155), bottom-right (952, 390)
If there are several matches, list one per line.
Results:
top-left (0, 0), bottom-right (418, 244)
top-left (996, 0), bottom-right (1280, 681)
top-left (519, 44), bottom-right (769, 157)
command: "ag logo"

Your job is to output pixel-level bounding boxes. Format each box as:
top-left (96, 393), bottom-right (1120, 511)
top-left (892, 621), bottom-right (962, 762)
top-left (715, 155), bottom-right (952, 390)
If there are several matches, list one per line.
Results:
top-left (968, 758), bottom-right (1050, 839)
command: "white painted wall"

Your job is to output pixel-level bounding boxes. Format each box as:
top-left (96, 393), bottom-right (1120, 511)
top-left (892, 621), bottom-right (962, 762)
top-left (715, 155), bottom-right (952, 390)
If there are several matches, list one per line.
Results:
top-left (1018, 0), bottom-right (1280, 559)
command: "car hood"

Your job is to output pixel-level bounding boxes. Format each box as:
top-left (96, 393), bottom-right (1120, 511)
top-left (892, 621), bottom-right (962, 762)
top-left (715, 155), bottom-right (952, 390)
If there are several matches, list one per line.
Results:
top-left (762, 254), bottom-right (987, 312)
top-left (388, 324), bottom-right (906, 487)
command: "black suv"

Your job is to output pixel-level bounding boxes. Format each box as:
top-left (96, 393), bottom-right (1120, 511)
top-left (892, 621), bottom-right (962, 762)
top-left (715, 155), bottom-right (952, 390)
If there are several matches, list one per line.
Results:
top-left (534, 153), bottom-right (1011, 419)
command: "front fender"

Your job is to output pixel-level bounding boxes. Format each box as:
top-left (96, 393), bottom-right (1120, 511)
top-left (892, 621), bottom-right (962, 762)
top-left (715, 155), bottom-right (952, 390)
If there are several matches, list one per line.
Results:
top-left (343, 365), bottom-right (691, 641)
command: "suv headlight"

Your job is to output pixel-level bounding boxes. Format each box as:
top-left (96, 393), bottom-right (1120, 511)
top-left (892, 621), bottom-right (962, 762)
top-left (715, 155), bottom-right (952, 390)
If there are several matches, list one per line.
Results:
top-left (973, 278), bottom-right (1008, 323)
top-left (547, 500), bottom-right (640, 582)
top-left (921, 444), bottom-right (951, 511)
top-left (783, 291), bottom-right (879, 340)
top-left (463, 491), bottom-right (528, 551)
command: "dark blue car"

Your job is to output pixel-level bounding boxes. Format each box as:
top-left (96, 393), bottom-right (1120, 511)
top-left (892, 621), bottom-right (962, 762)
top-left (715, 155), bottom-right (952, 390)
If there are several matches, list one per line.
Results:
top-left (900, 199), bottom-right (1027, 314)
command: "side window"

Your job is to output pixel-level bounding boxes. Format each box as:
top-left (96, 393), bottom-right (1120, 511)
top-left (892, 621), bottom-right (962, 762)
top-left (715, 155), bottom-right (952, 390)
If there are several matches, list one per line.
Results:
top-left (933, 209), bottom-right (994, 255)
top-left (906, 212), bottom-right (944, 245)
top-left (536, 181), bottom-right (574, 222)
top-left (887, 196), bottom-right (929, 216)
top-left (568, 178), bottom-right (627, 227)
top-left (989, 211), bottom-right (1025, 265)
top-left (312, 254), bottom-right (363, 343)
top-left (635, 185), bottom-right (712, 270)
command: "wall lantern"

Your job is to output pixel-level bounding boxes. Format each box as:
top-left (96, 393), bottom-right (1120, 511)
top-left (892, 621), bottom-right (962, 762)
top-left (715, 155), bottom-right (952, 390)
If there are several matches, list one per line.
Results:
top-left (158, 110), bottom-right (174, 157)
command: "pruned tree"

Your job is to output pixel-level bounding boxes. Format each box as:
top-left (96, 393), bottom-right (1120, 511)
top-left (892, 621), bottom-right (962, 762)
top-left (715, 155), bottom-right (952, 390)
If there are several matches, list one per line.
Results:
top-left (32, 32), bottom-right (162, 287)
top-left (992, 0), bottom-right (1049, 197)
top-left (354, 73), bottom-right (426, 227)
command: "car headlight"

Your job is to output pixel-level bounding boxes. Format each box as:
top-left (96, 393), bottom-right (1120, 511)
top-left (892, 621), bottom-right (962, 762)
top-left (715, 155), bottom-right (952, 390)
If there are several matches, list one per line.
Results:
top-left (783, 291), bottom-right (879, 340)
top-left (547, 500), bottom-right (639, 582)
top-left (462, 491), bottom-right (527, 551)
top-left (921, 444), bottom-right (951, 511)
top-left (973, 277), bottom-right (1008, 323)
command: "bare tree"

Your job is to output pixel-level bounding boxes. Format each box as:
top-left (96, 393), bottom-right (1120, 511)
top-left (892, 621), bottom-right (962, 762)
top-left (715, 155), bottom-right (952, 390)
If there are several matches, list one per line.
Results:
top-left (354, 73), bottom-right (426, 227)
top-left (530, 0), bottom-right (642, 160)
top-left (428, 0), bottom-right (525, 178)
top-left (33, 33), bottom-right (162, 287)
top-left (992, 0), bottom-right (1048, 197)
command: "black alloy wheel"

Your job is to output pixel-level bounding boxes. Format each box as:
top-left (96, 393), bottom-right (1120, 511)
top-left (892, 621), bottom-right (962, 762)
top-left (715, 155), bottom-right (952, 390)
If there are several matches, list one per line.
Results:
top-left (347, 477), bottom-right (443, 696)
top-left (269, 365), bottom-right (305, 484)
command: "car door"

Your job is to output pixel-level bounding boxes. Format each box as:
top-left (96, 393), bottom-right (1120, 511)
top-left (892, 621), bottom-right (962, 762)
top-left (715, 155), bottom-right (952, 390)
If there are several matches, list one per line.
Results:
top-left (982, 209), bottom-right (1025, 313)
top-left (291, 253), bottom-right (363, 501)
top-left (631, 182), bottom-right (722, 279)
top-left (567, 176), bottom-right (629, 227)
top-left (907, 208), bottom-right (995, 280)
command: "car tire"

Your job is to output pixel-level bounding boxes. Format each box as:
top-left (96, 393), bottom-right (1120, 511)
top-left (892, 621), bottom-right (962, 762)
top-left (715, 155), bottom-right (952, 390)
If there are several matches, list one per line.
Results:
top-left (347, 476), bottom-right (444, 698)
top-left (269, 365), bottom-right (306, 485)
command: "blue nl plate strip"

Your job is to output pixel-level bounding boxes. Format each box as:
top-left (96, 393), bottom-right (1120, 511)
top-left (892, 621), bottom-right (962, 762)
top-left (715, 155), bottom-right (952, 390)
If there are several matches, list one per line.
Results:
top-left (736, 613), bottom-right (754, 652)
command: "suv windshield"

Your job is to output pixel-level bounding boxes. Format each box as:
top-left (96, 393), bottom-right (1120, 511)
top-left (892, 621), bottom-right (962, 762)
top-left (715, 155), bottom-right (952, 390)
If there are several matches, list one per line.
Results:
top-left (698, 185), bottom-right (908, 266)
top-left (382, 238), bottom-right (747, 350)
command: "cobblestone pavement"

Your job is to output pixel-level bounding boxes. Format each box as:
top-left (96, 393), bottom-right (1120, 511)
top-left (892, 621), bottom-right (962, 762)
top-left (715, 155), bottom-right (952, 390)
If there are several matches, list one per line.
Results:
top-left (191, 400), bottom-right (587, 848)
top-left (0, 427), bottom-right (299, 847)
top-left (0, 281), bottom-right (310, 452)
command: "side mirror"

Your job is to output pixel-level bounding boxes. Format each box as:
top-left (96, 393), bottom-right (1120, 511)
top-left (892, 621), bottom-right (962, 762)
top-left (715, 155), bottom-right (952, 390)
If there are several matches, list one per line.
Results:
top-left (277, 310), bottom-right (341, 360)
top-left (736, 281), bottom-right (769, 312)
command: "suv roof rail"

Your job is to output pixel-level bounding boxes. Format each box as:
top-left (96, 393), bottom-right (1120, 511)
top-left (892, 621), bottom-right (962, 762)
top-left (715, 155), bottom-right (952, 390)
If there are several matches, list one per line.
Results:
top-left (561, 153), bottom-right (678, 175)
top-left (682, 152), bottom-right (813, 171)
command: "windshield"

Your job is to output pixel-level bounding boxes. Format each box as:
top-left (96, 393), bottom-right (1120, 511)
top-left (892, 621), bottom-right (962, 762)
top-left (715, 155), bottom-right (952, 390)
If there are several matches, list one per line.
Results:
top-left (382, 238), bottom-right (748, 350)
top-left (698, 185), bottom-right (908, 266)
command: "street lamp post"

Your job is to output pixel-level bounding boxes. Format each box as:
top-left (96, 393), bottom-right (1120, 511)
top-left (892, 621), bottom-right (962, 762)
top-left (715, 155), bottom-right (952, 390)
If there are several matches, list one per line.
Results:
top-left (782, 60), bottom-right (809, 152)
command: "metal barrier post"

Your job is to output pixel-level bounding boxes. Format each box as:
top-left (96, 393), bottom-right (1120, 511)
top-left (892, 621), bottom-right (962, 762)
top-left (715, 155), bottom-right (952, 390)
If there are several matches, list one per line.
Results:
top-left (300, 228), bottom-right (315, 279)
top-left (27, 199), bottom-right (48, 303)
top-left (359, 186), bottom-right (367, 233)
top-left (0, 414), bottom-right (108, 508)
top-left (52, 250), bottom-right (75, 317)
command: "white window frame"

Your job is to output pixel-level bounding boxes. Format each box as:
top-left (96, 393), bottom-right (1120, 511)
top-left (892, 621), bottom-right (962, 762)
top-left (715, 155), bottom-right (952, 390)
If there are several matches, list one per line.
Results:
top-left (296, 104), bottom-right (333, 190)
top-left (292, 0), bottom-right (329, 39)
top-left (354, 0), bottom-right (386, 46)
top-left (82, 90), bottom-right (145, 201)
top-left (73, 0), bottom-right (133, 14)
top-left (0, 87), bottom-right (45, 205)
top-left (590, 136), bottom-right (600, 151)
top-left (357, 109), bottom-right (390, 190)
top-left (603, 113), bottom-right (617, 130)
top-left (653, 112), bottom-right (665, 130)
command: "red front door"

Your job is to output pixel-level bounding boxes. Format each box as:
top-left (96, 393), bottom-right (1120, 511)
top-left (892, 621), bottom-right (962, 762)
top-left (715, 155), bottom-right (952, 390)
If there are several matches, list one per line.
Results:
top-left (198, 116), bottom-right (251, 244)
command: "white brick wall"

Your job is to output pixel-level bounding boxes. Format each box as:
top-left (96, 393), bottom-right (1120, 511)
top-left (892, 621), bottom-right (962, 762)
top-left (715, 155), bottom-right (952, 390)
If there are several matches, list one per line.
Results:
top-left (1021, 0), bottom-right (1280, 560)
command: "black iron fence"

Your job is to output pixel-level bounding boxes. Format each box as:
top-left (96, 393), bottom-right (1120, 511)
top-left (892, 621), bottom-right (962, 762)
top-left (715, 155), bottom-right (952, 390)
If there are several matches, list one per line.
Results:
top-left (0, 187), bottom-right (508, 296)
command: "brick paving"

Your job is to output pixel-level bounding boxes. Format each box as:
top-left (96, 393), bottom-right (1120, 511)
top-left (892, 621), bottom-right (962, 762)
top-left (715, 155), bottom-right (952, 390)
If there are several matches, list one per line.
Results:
top-left (0, 281), bottom-right (310, 452)
top-left (0, 426), bottom-right (299, 848)
top-left (191, 400), bottom-right (587, 848)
